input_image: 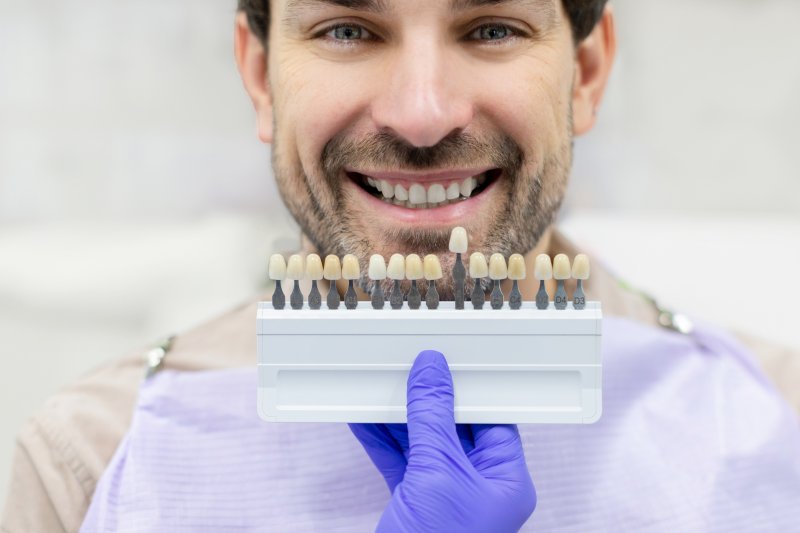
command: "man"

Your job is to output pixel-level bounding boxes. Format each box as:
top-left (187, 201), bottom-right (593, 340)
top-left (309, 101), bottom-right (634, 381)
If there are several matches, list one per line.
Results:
top-left (3, 1), bottom-right (800, 531)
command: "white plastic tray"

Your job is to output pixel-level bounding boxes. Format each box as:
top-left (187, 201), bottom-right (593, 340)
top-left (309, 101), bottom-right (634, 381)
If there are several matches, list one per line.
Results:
top-left (257, 301), bottom-right (602, 424)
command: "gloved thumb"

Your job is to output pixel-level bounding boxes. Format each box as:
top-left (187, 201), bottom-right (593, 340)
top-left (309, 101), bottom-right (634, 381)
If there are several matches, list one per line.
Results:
top-left (405, 350), bottom-right (462, 461)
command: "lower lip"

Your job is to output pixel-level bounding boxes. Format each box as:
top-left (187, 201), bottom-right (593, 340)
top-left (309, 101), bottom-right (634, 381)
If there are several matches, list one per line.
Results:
top-left (347, 174), bottom-right (500, 226)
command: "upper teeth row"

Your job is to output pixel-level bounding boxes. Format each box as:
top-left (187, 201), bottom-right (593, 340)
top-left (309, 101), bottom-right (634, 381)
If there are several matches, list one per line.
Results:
top-left (365, 173), bottom-right (487, 206)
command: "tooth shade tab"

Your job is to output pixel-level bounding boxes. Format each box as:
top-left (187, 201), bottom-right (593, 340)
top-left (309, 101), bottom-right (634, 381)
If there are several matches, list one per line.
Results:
top-left (342, 254), bottom-right (361, 280)
top-left (424, 254), bottom-right (443, 280)
top-left (507, 254), bottom-right (526, 280)
top-left (449, 227), bottom-right (468, 253)
top-left (405, 254), bottom-right (424, 280)
top-left (305, 254), bottom-right (324, 280)
top-left (489, 253), bottom-right (508, 280)
top-left (553, 254), bottom-right (571, 280)
top-left (369, 254), bottom-right (387, 280)
top-left (572, 254), bottom-right (590, 280)
top-left (469, 252), bottom-right (488, 278)
top-left (268, 254), bottom-right (287, 280)
top-left (387, 254), bottom-right (405, 280)
top-left (534, 254), bottom-right (553, 280)
top-left (286, 255), bottom-right (305, 280)
top-left (323, 255), bottom-right (342, 280)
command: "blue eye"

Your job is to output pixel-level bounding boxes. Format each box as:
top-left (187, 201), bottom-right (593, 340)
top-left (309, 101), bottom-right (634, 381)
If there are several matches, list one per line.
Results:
top-left (326, 24), bottom-right (372, 41)
top-left (470, 24), bottom-right (516, 41)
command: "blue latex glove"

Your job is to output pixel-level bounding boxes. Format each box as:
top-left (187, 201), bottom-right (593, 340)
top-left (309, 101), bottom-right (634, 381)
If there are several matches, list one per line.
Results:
top-left (350, 350), bottom-right (536, 532)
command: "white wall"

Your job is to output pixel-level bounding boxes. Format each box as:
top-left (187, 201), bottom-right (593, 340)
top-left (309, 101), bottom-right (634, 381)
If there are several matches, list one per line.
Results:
top-left (1, 0), bottom-right (799, 511)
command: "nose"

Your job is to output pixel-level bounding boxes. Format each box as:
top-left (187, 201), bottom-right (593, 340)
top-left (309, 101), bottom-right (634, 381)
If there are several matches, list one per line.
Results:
top-left (370, 43), bottom-right (473, 148)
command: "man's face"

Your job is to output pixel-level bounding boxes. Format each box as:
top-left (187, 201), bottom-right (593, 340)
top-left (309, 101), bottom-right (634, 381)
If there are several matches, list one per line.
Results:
top-left (266, 0), bottom-right (579, 297)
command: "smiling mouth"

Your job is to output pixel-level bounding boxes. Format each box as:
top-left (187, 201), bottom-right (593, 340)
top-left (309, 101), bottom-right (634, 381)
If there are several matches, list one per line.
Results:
top-left (346, 168), bottom-right (502, 209)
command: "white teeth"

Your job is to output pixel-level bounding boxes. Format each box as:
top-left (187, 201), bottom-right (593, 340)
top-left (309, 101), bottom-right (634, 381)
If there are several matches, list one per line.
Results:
top-left (469, 252), bottom-right (488, 278)
top-left (306, 254), bottom-right (324, 280)
top-left (369, 254), bottom-right (387, 280)
top-left (408, 184), bottom-right (427, 205)
top-left (342, 254), bottom-right (360, 280)
top-left (489, 253), bottom-right (508, 280)
top-left (269, 254), bottom-right (287, 280)
top-left (387, 253), bottom-right (405, 280)
top-left (534, 254), bottom-right (553, 280)
top-left (405, 254), bottom-right (424, 280)
top-left (427, 183), bottom-right (446, 204)
top-left (286, 254), bottom-right (305, 280)
top-left (394, 184), bottom-right (409, 201)
top-left (424, 254), bottom-right (443, 280)
top-left (380, 180), bottom-right (394, 199)
top-left (449, 227), bottom-right (468, 254)
top-left (323, 255), bottom-right (342, 280)
top-left (460, 177), bottom-right (474, 197)
top-left (553, 254), bottom-right (571, 280)
top-left (507, 253), bottom-right (526, 280)
top-left (572, 254), bottom-right (590, 280)
top-left (446, 182), bottom-right (460, 200)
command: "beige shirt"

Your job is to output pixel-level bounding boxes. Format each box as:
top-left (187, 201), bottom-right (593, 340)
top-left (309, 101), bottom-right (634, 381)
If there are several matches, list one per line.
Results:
top-left (2, 231), bottom-right (798, 533)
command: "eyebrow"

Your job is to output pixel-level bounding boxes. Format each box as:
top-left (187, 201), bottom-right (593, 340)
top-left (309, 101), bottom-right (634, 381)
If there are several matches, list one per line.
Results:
top-left (283, 0), bottom-right (557, 27)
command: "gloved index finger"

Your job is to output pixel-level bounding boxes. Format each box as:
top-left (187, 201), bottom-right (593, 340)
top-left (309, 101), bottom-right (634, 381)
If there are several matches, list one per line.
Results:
top-left (405, 350), bottom-right (463, 456)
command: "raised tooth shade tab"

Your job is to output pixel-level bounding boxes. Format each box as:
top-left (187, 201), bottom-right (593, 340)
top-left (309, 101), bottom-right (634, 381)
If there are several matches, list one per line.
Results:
top-left (572, 254), bottom-right (590, 280)
top-left (342, 254), bottom-right (360, 280)
top-left (369, 254), bottom-right (387, 279)
top-left (449, 227), bottom-right (468, 254)
top-left (507, 254), bottom-right (526, 280)
top-left (424, 255), bottom-right (443, 280)
top-left (268, 254), bottom-right (287, 280)
top-left (323, 255), bottom-right (342, 280)
top-left (286, 255), bottom-right (305, 280)
top-left (427, 184), bottom-right (446, 204)
top-left (405, 254), bottom-right (423, 280)
top-left (489, 253), bottom-right (508, 280)
top-left (408, 184), bottom-right (426, 205)
top-left (553, 254), bottom-right (571, 280)
top-left (305, 254), bottom-right (323, 280)
top-left (469, 252), bottom-right (488, 278)
top-left (394, 184), bottom-right (409, 201)
top-left (535, 254), bottom-right (553, 280)
top-left (387, 254), bottom-right (405, 280)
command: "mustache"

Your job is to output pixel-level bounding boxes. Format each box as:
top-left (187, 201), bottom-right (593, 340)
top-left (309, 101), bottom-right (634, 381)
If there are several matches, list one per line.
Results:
top-left (320, 130), bottom-right (524, 178)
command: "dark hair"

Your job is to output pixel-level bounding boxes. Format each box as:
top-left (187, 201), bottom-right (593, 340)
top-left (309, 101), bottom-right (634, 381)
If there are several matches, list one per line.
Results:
top-left (238, 0), bottom-right (608, 45)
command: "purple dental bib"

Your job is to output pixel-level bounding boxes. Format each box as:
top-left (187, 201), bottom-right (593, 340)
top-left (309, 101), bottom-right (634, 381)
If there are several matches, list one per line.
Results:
top-left (81, 317), bottom-right (800, 532)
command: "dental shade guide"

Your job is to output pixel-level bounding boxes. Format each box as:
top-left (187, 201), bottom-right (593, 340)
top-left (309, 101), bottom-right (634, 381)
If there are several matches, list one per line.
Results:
top-left (553, 254), bottom-right (571, 310)
top-left (259, 248), bottom-right (602, 424)
top-left (342, 254), bottom-right (360, 310)
top-left (323, 255), bottom-right (341, 310)
top-left (424, 254), bottom-right (442, 309)
top-left (449, 227), bottom-right (468, 309)
top-left (489, 253), bottom-right (507, 310)
top-left (469, 252), bottom-right (488, 310)
top-left (306, 254), bottom-right (323, 310)
top-left (369, 254), bottom-right (387, 310)
top-left (268, 254), bottom-right (287, 310)
top-left (534, 254), bottom-right (552, 310)
top-left (405, 254), bottom-right (423, 310)
top-left (387, 254), bottom-right (405, 309)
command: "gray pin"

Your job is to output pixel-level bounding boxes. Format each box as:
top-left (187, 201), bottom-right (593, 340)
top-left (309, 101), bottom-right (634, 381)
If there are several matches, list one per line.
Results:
top-left (272, 281), bottom-right (286, 310)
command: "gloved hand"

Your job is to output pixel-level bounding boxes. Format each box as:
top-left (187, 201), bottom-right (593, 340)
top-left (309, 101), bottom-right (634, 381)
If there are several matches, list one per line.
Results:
top-left (350, 350), bottom-right (536, 533)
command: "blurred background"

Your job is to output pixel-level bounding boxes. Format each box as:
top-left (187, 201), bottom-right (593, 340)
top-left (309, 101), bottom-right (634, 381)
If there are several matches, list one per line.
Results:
top-left (1, 0), bottom-right (799, 506)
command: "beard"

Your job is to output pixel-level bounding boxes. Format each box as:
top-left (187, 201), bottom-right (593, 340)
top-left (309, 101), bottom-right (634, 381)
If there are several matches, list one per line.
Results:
top-left (271, 119), bottom-right (573, 301)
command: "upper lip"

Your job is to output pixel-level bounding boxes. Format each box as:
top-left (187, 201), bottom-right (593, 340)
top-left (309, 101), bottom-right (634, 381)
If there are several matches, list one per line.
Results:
top-left (345, 167), bottom-right (494, 183)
